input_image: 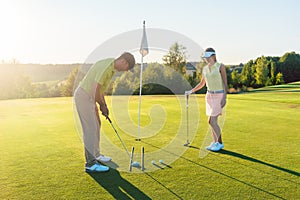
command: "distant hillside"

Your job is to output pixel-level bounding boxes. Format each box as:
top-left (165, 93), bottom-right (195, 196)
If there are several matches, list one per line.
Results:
top-left (0, 63), bottom-right (83, 82)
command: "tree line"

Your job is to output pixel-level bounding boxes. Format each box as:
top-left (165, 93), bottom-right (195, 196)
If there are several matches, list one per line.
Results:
top-left (0, 43), bottom-right (299, 99)
top-left (229, 52), bottom-right (300, 92)
top-left (0, 64), bottom-right (79, 99)
top-left (112, 44), bottom-right (300, 95)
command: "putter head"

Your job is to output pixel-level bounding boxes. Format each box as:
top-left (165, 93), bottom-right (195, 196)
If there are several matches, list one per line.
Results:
top-left (183, 143), bottom-right (190, 147)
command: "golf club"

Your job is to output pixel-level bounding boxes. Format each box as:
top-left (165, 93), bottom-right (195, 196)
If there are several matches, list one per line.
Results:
top-left (106, 116), bottom-right (140, 168)
top-left (141, 146), bottom-right (145, 171)
top-left (106, 116), bottom-right (130, 157)
top-left (129, 147), bottom-right (134, 171)
top-left (184, 93), bottom-right (190, 146)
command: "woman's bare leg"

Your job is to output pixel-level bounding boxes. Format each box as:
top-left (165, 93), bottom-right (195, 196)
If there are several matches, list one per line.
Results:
top-left (209, 116), bottom-right (223, 144)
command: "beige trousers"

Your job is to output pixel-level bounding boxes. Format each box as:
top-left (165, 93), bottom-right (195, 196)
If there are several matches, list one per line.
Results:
top-left (74, 87), bottom-right (100, 166)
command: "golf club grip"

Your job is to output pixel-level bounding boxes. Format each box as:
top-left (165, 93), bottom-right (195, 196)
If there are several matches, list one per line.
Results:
top-left (186, 94), bottom-right (189, 107)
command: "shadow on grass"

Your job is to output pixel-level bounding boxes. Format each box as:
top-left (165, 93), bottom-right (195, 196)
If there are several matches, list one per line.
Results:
top-left (88, 166), bottom-right (151, 200)
top-left (187, 145), bottom-right (200, 150)
top-left (142, 141), bottom-right (286, 199)
top-left (143, 172), bottom-right (183, 200)
top-left (217, 149), bottom-right (300, 177)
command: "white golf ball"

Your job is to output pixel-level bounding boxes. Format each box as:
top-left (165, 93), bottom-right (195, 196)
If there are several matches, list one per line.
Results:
top-left (151, 160), bottom-right (155, 164)
top-left (159, 159), bottom-right (163, 163)
top-left (131, 161), bottom-right (140, 167)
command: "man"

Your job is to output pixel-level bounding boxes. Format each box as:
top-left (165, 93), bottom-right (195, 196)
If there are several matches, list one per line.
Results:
top-left (74, 52), bottom-right (135, 172)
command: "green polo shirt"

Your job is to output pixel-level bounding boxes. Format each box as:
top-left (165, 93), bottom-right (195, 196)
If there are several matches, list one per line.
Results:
top-left (79, 58), bottom-right (115, 95)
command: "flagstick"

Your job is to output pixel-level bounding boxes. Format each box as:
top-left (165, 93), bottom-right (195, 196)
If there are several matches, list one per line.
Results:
top-left (137, 20), bottom-right (148, 141)
top-left (137, 56), bottom-right (143, 141)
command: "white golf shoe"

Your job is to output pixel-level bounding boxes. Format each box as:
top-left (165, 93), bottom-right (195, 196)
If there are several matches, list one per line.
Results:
top-left (206, 142), bottom-right (216, 150)
top-left (210, 142), bottom-right (224, 152)
top-left (96, 155), bottom-right (112, 163)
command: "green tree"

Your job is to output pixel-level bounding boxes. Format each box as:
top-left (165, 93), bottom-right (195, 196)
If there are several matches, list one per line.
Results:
top-left (113, 68), bottom-right (138, 95)
top-left (241, 60), bottom-right (254, 87)
top-left (278, 52), bottom-right (300, 83)
top-left (14, 75), bottom-right (36, 98)
top-left (164, 67), bottom-right (189, 94)
top-left (162, 42), bottom-right (187, 74)
top-left (113, 62), bottom-right (190, 95)
top-left (275, 72), bottom-right (284, 85)
top-left (113, 76), bottom-right (135, 95)
top-left (144, 63), bottom-right (164, 82)
top-left (61, 67), bottom-right (79, 96)
top-left (255, 56), bottom-right (269, 86)
top-left (269, 60), bottom-right (276, 84)
top-left (36, 83), bottom-right (49, 98)
top-left (231, 70), bottom-right (241, 89)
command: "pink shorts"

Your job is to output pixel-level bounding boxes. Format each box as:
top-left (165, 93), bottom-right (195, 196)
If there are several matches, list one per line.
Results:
top-left (206, 93), bottom-right (223, 116)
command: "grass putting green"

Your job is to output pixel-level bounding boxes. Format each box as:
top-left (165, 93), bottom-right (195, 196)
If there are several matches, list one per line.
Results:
top-left (0, 92), bottom-right (299, 199)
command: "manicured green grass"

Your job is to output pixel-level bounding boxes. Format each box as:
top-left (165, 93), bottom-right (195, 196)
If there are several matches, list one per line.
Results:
top-left (0, 92), bottom-right (299, 199)
top-left (251, 81), bottom-right (300, 92)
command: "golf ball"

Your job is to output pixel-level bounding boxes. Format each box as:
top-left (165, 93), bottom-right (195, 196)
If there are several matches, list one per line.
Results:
top-left (131, 161), bottom-right (140, 167)
top-left (159, 159), bottom-right (163, 163)
top-left (151, 160), bottom-right (155, 164)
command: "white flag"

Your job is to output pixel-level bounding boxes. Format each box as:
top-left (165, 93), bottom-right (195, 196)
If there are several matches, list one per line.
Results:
top-left (139, 21), bottom-right (149, 57)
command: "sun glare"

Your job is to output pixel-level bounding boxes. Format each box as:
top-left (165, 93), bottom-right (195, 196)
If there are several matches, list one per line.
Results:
top-left (0, 1), bottom-right (24, 63)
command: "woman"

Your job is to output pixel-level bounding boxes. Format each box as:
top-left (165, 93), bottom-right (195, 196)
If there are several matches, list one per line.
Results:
top-left (186, 48), bottom-right (228, 151)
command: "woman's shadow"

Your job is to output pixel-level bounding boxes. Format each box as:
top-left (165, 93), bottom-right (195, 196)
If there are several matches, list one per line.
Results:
top-left (218, 149), bottom-right (299, 177)
top-left (87, 161), bottom-right (151, 200)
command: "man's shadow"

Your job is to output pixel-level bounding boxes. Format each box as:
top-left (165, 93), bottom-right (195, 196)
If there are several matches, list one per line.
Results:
top-left (87, 161), bottom-right (151, 200)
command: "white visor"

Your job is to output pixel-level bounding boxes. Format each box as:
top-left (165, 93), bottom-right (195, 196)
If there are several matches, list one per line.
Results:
top-left (202, 51), bottom-right (215, 58)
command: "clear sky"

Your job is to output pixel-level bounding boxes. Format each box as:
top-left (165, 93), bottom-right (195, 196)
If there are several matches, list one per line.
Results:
top-left (0, 0), bottom-right (299, 64)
